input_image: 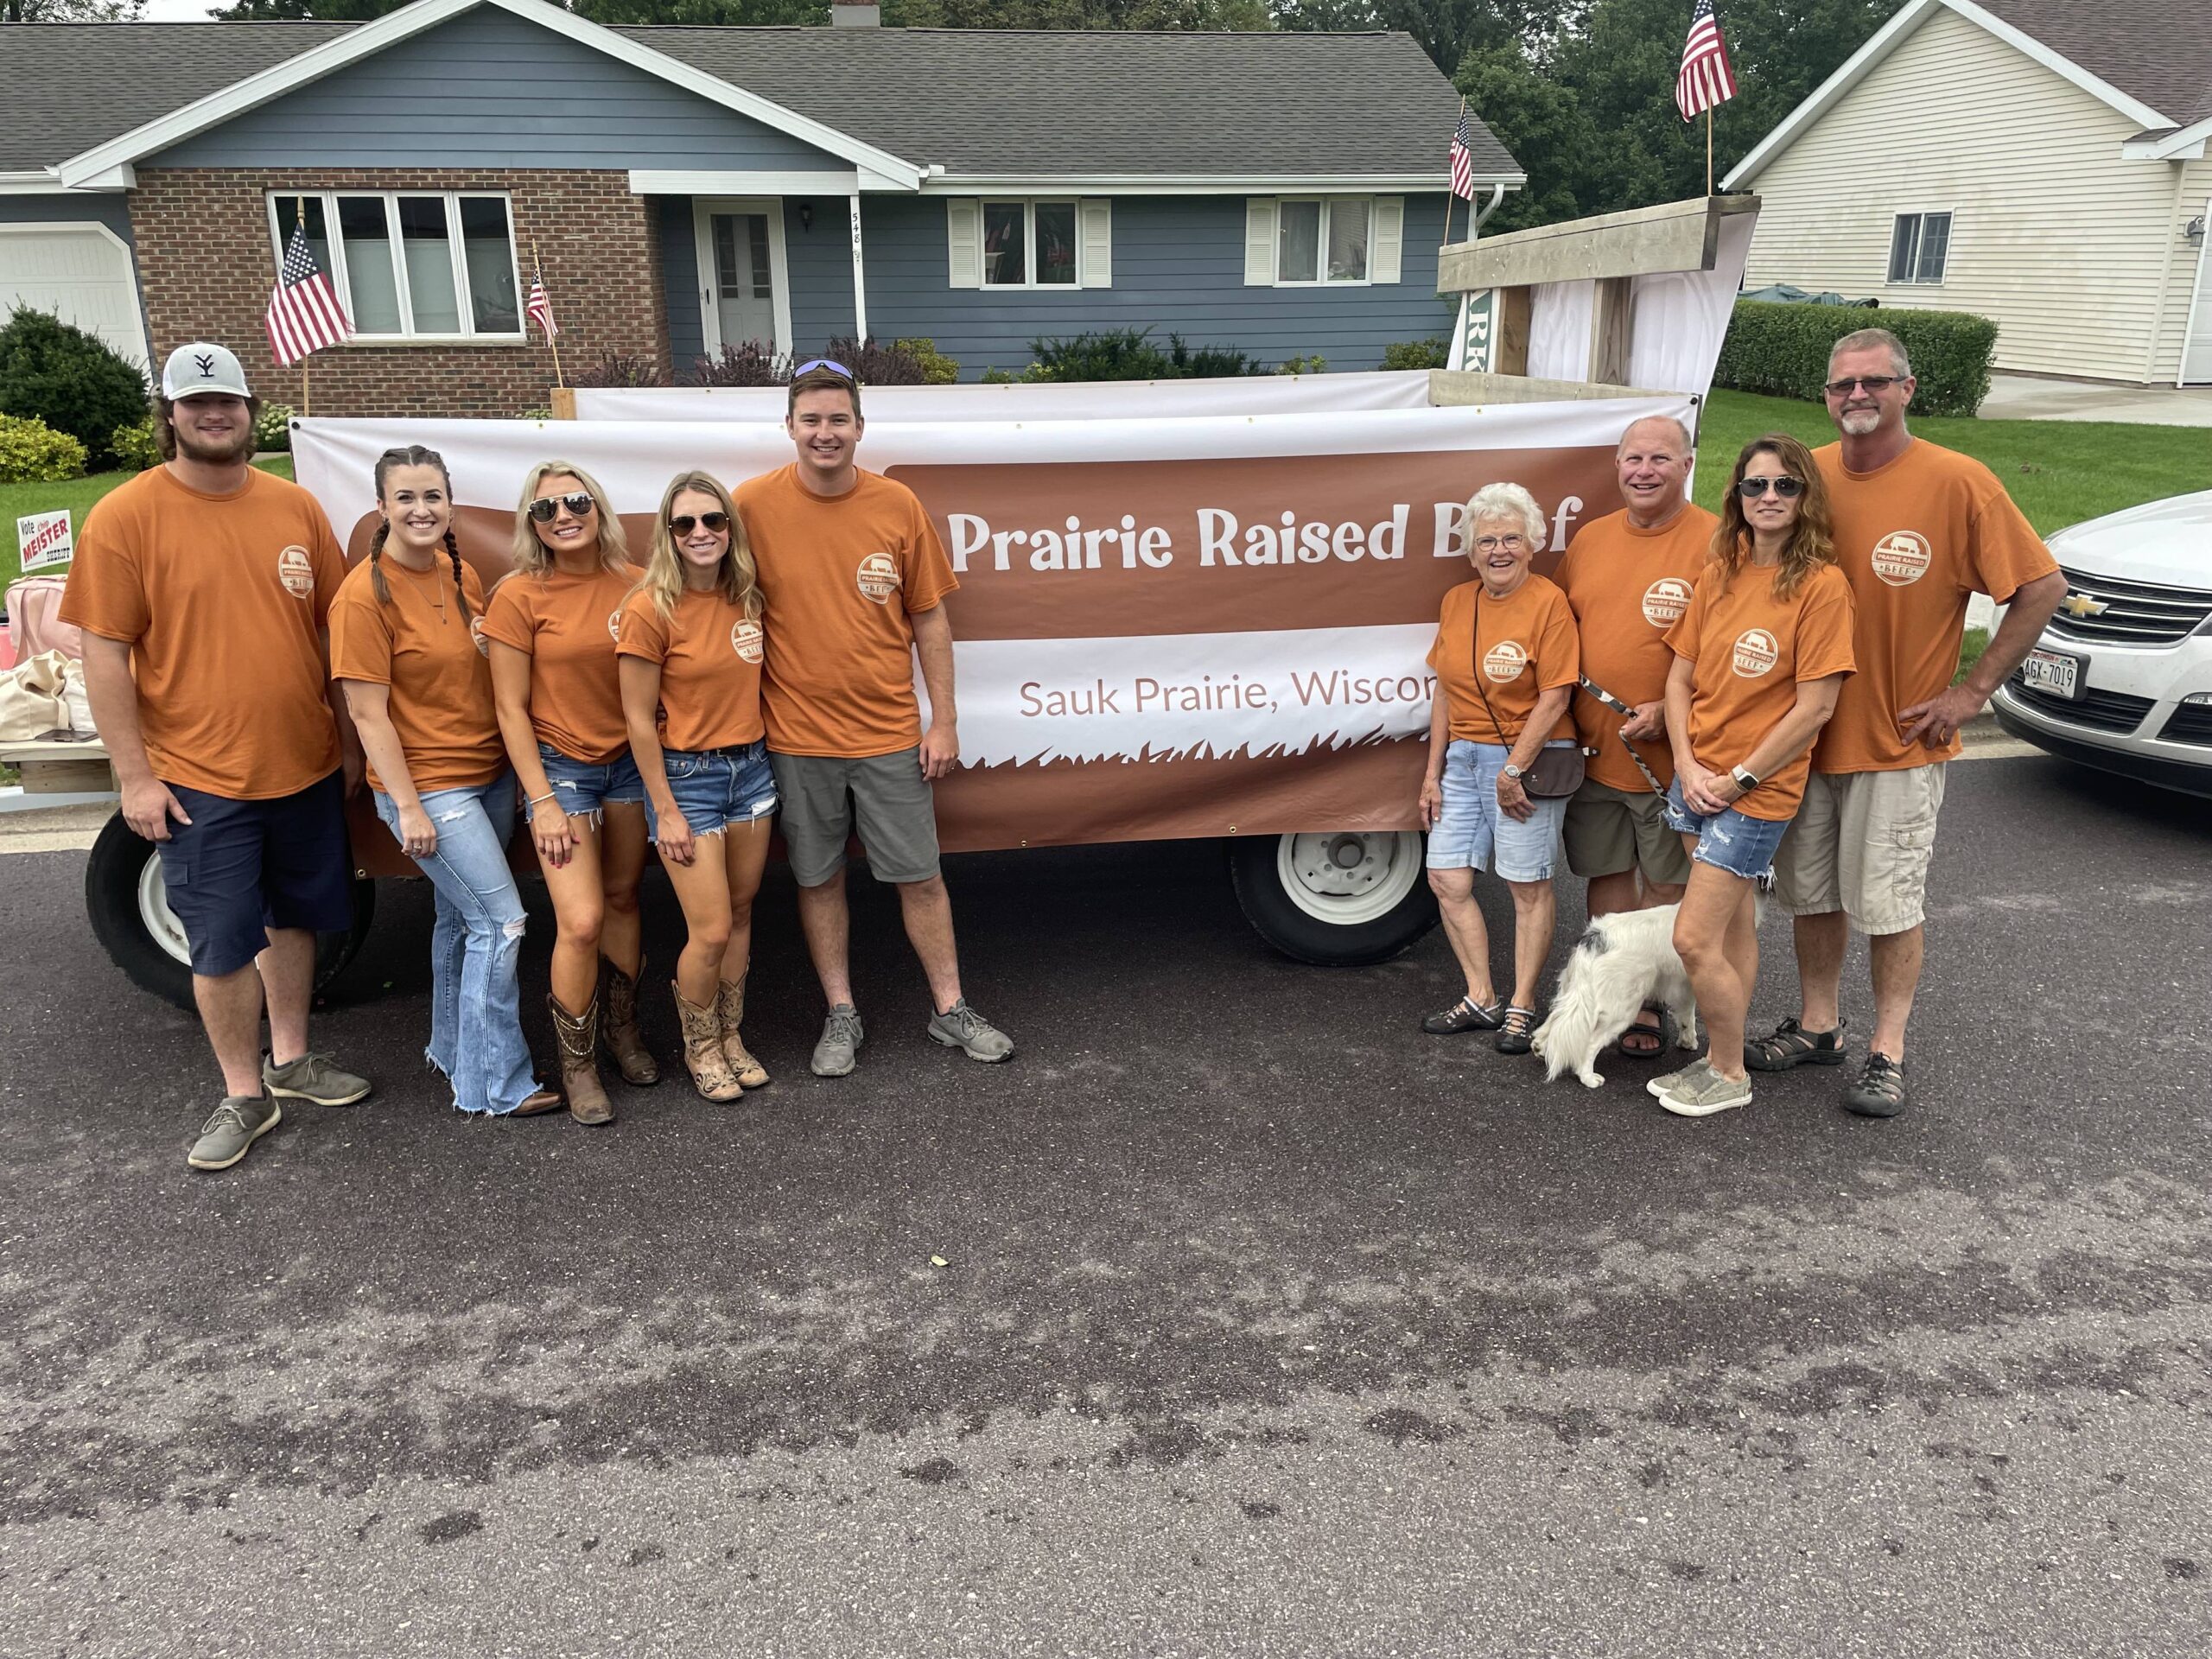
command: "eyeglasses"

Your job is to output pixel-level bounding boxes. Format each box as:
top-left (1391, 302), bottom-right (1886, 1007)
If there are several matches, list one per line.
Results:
top-left (1822, 375), bottom-right (1900, 396)
top-left (669, 512), bottom-right (729, 536)
top-left (793, 358), bottom-right (855, 381)
top-left (1737, 475), bottom-right (1804, 499)
top-left (527, 492), bottom-right (596, 522)
top-left (1472, 534), bottom-right (1528, 552)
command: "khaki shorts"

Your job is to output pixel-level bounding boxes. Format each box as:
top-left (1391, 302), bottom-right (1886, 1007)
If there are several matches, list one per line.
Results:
top-left (1563, 777), bottom-right (1692, 886)
top-left (1771, 763), bottom-right (1948, 935)
top-left (769, 747), bottom-right (941, 887)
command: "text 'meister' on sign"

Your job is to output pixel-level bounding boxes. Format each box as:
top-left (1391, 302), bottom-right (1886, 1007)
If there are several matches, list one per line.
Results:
top-left (16, 509), bottom-right (73, 573)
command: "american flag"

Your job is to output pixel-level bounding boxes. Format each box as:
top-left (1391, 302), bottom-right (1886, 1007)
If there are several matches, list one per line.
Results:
top-left (1448, 106), bottom-right (1476, 200)
top-left (264, 221), bottom-right (352, 367)
top-left (1676, 0), bottom-right (1739, 120)
top-left (525, 257), bottom-right (559, 341)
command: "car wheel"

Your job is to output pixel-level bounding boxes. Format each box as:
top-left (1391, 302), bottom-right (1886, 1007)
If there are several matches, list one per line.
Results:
top-left (1227, 830), bottom-right (1438, 965)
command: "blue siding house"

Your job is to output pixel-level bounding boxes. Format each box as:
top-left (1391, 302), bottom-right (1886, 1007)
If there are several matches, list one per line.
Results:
top-left (0, 0), bottom-right (1522, 414)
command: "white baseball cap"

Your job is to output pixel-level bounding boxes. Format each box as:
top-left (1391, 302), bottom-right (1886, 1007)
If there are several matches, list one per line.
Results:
top-left (161, 341), bottom-right (252, 400)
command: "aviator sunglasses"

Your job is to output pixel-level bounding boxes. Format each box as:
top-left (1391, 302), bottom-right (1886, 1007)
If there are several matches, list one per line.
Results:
top-left (1737, 474), bottom-right (1804, 499)
top-left (527, 491), bottom-right (597, 522)
top-left (669, 511), bottom-right (730, 536)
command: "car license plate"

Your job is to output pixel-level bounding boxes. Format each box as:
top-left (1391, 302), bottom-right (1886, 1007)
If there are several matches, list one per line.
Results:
top-left (2019, 647), bottom-right (2082, 700)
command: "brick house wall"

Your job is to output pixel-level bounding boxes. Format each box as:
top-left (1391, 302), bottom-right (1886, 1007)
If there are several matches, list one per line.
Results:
top-left (130, 167), bottom-right (668, 417)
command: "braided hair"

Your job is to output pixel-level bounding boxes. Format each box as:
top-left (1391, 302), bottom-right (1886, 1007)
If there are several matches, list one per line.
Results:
top-left (370, 444), bottom-right (468, 619)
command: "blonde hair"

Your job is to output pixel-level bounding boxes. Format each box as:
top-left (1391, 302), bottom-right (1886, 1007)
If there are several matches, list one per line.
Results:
top-left (633, 471), bottom-right (760, 622)
top-left (1462, 480), bottom-right (1548, 552)
top-left (511, 458), bottom-right (631, 576)
top-left (1710, 432), bottom-right (1837, 602)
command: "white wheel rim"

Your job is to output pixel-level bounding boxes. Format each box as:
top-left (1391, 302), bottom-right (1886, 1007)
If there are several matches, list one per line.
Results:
top-left (137, 853), bottom-right (193, 967)
top-left (1273, 830), bottom-right (1425, 927)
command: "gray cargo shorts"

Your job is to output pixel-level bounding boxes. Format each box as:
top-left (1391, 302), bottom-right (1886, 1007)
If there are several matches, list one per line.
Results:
top-left (769, 747), bottom-right (942, 887)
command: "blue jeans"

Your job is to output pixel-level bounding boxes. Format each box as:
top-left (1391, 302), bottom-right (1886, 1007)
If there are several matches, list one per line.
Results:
top-left (537, 741), bottom-right (644, 820)
top-left (1426, 740), bottom-right (1573, 881)
top-left (1663, 776), bottom-right (1791, 882)
top-left (646, 741), bottom-right (779, 843)
top-left (373, 774), bottom-right (539, 1116)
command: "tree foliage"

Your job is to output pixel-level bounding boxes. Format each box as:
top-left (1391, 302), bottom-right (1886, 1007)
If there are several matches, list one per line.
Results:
top-left (3, 0), bottom-right (144, 18)
top-left (212, 0), bottom-right (1265, 20)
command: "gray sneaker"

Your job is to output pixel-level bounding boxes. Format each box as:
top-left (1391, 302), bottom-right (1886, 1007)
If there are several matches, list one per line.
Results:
top-left (1647, 1055), bottom-right (1713, 1100)
top-left (811, 1005), bottom-right (864, 1077)
top-left (928, 999), bottom-right (1014, 1063)
top-left (263, 1051), bottom-right (371, 1107)
top-left (1657, 1067), bottom-right (1753, 1118)
top-left (188, 1095), bottom-right (283, 1171)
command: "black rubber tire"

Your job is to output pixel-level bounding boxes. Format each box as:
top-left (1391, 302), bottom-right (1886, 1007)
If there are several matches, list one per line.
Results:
top-left (1226, 832), bottom-right (1439, 967)
top-left (84, 811), bottom-right (378, 1011)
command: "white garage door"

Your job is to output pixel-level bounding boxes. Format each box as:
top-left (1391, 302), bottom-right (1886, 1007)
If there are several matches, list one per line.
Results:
top-left (0, 223), bottom-right (149, 369)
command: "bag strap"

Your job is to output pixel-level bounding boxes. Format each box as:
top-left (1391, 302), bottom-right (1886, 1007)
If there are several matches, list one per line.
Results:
top-left (1468, 588), bottom-right (1524, 753)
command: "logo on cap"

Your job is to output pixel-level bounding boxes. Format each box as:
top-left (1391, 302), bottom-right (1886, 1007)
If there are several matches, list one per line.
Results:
top-left (194, 353), bottom-right (216, 379)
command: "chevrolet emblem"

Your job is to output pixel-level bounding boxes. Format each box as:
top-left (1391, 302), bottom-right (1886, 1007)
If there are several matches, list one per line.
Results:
top-left (2059, 592), bottom-right (2108, 619)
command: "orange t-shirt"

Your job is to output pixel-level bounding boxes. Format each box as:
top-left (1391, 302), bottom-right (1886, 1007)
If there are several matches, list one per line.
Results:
top-left (1665, 560), bottom-right (1858, 821)
top-left (1554, 503), bottom-right (1719, 791)
top-left (1813, 439), bottom-right (2056, 773)
top-left (58, 466), bottom-right (343, 799)
top-left (479, 564), bottom-right (638, 764)
top-left (328, 555), bottom-right (503, 795)
top-left (615, 588), bottom-right (766, 753)
top-left (1425, 575), bottom-right (1580, 747)
top-left (734, 464), bottom-right (958, 759)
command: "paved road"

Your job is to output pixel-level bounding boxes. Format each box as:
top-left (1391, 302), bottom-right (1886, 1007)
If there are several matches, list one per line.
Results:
top-left (3, 753), bottom-right (2208, 1657)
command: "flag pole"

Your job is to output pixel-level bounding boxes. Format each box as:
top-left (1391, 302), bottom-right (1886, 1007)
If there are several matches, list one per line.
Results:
top-left (296, 196), bottom-right (310, 418)
top-left (532, 237), bottom-right (566, 390)
top-left (1443, 96), bottom-right (1465, 254)
top-left (1707, 107), bottom-right (1715, 197)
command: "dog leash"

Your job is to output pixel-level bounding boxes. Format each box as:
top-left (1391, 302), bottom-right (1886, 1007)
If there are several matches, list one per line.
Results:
top-left (1576, 676), bottom-right (1669, 798)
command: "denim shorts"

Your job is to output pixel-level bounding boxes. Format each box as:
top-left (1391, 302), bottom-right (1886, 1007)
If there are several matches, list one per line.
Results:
top-left (1664, 777), bottom-right (1791, 882)
top-left (647, 740), bottom-right (779, 843)
top-left (157, 769), bottom-right (353, 977)
top-left (537, 741), bottom-right (644, 818)
top-left (1425, 739), bottom-right (1572, 882)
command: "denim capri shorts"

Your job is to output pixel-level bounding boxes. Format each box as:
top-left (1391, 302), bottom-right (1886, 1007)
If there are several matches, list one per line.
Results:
top-left (1426, 739), bottom-right (1571, 882)
top-left (537, 741), bottom-right (645, 819)
top-left (646, 740), bottom-right (779, 844)
top-left (1663, 776), bottom-right (1790, 882)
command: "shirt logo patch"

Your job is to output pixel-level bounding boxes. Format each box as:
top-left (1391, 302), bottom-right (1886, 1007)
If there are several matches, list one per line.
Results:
top-left (1871, 530), bottom-right (1933, 587)
top-left (276, 545), bottom-right (315, 599)
top-left (855, 552), bottom-right (901, 605)
top-left (470, 615), bottom-right (490, 658)
top-left (1482, 640), bottom-right (1529, 683)
top-left (1642, 577), bottom-right (1693, 627)
top-left (732, 618), bottom-right (764, 664)
top-left (607, 611), bottom-right (622, 643)
top-left (1732, 628), bottom-right (1780, 678)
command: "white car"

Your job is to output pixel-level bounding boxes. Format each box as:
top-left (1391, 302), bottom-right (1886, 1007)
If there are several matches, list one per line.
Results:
top-left (1993, 489), bottom-right (2212, 798)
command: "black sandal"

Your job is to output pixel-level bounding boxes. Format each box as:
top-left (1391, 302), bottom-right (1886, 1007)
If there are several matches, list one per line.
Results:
top-left (1618, 1004), bottom-right (1668, 1058)
top-left (1842, 1053), bottom-right (1909, 1118)
top-left (1745, 1016), bottom-right (1847, 1072)
top-left (1495, 1006), bottom-right (1538, 1055)
top-left (1422, 995), bottom-right (1505, 1035)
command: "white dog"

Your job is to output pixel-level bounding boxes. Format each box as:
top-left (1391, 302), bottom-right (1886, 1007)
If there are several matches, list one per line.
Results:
top-left (1530, 904), bottom-right (1700, 1090)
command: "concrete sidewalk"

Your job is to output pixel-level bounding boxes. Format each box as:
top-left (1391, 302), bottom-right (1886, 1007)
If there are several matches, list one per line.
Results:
top-left (1980, 372), bottom-right (2212, 426)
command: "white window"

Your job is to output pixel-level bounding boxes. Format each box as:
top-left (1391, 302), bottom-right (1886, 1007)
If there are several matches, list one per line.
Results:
top-left (947, 199), bottom-right (1109, 289)
top-left (268, 192), bottom-right (524, 340)
top-left (1245, 197), bottom-right (1403, 287)
top-left (1887, 212), bottom-right (1952, 285)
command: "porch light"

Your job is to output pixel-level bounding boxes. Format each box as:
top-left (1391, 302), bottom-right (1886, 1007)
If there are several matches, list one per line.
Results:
top-left (2188, 215), bottom-right (2205, 245)
top-left (800, 202), bottom-right (813, 232)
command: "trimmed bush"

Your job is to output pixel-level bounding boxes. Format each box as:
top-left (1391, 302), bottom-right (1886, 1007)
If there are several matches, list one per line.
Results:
top-left (979, 362), bottom-right (1048, 385)
top-left (1714, 301), bottom-right (1998, 417)
top-left (109, 416), bottom-right (162, 472)
top-left (682, 341), bottom-right (788, 387)
top-left (575, 350), bottom-right (666, 388)
top-left (0, 412), bottom-right (90, 484)
top-left (893, 338), bottom-right (960, 385)
top-left (0, 307), bottom-right (148, 468)
top-left (1024, 327), bottom-right (1268, 383)
top-left (817, 336), bottom-right (932, 386)
top-left (1274, 353), bottom-right (1329, 376)
top-left (1381, 337), bottom-right (1450, 371)
top-left (253, 402), bottom-right (295, 454)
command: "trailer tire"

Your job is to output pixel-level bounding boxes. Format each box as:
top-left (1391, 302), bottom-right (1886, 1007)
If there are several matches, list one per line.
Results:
top-left (85, 812), bottom-right (377, 1011)
top-left (1228, 830), bottom-right (1437, 966)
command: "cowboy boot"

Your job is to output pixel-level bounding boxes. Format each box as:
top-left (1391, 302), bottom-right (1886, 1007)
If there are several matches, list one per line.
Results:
top-left (548, 991), bottom-right (613, 1126)
top-left (675, 983), bottom-right (746, 1102)
top-left (715, 976), bottom-right (772, 1090)
top-left (600, 957), bottom-right (660, 1086)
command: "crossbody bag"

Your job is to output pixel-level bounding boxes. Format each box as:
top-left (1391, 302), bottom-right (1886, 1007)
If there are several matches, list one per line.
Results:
top-left (1470, 591), bottom-right (1587, 799)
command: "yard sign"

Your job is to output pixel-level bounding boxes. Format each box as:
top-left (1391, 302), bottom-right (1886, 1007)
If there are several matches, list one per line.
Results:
top-left (16, 510), bottom-right (73, 573)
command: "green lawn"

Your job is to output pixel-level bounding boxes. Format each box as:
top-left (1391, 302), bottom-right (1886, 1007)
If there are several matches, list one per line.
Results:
top-left (3, 456), bottom-right (294, 588)
top-left (1691, 389), bottom-right (2205, 537)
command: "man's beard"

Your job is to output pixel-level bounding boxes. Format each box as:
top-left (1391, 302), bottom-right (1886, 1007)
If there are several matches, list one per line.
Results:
top-left (175, 423), bottom-right (256, 465)
top-left (1837, 407), bottom-right (1883, 436)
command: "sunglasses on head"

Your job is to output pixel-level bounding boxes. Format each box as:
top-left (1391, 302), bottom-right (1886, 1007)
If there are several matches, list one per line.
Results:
top-left (669, 511), bottom-right (729, 536)
top-left (1737, 474), bottom-right (1804, 499)
top-left (793, 358), bottom-right (855, 381)
top-left (527, 491), bottom-right (596, 522)
top-left (1823, 375), bottom-right (1899, 396)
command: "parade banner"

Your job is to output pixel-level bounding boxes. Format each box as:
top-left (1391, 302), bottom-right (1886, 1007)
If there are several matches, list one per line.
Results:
top-left (294, 394), bottom-right (1690, 853)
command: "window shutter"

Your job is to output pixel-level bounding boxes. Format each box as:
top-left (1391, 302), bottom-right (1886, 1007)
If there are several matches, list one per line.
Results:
top-left (1079, 199), bottom-right (1112, 288)
top-left (946, 198), bottom-right (982, 289)
top-left (1244, 198), bottom-right (1277, 286)
top-left (1370, 196), bottom-right (1404, 285)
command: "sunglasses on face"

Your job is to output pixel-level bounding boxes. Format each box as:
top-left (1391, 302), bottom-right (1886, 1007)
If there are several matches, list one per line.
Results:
top-left (1737, 475), bottom-right (1804, 499)
top-left (527, 492), bottom-right (596, 522)
top-left (669, 512), bottom-right (729, 536)
top-left (1823, 375), bottom-right (1899, 396)
top-left (793, 358), bottom-right (855, 381)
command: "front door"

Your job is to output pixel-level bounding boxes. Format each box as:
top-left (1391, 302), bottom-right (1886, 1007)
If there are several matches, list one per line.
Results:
top-left (694, 199), bottom-right (791, 359)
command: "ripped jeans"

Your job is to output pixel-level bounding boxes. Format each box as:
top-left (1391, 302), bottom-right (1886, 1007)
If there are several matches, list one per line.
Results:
top-left (373, 773), bottom-right (539, 1115)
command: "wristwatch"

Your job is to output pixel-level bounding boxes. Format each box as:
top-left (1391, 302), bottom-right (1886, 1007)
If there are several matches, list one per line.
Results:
top-left (1502, 763), bottom-right (1524, 782)
top-left (1730, 764), bottom-right (1760, 793)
